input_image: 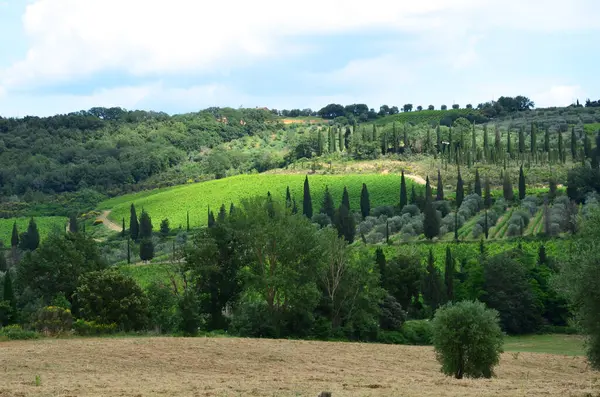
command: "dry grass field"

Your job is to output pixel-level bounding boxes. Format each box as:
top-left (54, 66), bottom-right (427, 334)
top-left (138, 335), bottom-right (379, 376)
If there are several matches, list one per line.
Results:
top-left (0, 337), bottom-right (597, 397)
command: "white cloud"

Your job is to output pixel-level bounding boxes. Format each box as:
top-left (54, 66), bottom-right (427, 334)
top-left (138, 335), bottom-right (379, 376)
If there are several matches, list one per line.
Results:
top-left (534, 85), bottom-right (587, 108)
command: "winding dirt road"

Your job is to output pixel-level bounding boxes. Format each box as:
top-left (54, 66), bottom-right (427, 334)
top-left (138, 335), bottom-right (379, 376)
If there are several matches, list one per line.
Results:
top-left (405, 174), bottom-right (427, 185)
top-left (98, 210), bottom-right (123, 232)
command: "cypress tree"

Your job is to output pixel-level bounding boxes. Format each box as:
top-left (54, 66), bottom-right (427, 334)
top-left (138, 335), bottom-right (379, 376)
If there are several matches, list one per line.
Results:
top-left (393, 122), bottom-right (399, 153)
top-left (400, 170), bottom-right (408, 209)
top-left (474, 169), bottom-right (482, 197)
top-left (3, 271), bottom-right (15, 325)
top-left (285, 186), bottom-right (292, 208)
top-left (436, 125), bottom-right (442, 153)
top-left (218, 204), bottom-right (227, 223)
top-left (360, 183), bottom-right (370, 219)
top-left (229, 203), bottom-right (235, 216)
top-left (531, 122), bottom-right (537, 153)
top-left (208, 208), bottom-right (216, 227)
top-left (341, 186), bottom-right (350, 210)
top-left (518, 165), bottom-right (526, 200)
top-left (321, 185), bottom-right (335, 220)
top-left (436, 170), bottom-right (444, 201)
top-left (303, 175), bottom-right (313, 219)
top-left (425, 176), bottom-right (432, 200)
top-left (423, 177), bottom-right (440, 240)
top-left (139, 209), bottom-right (153, 239)
top-left (344, 126), bottom-right (351, 150)
top-left (332, 127), bottom-right (337, 152)
top-left (544, 127), bottom-right (550, 153)
top-left (519, 126), bottom-right (525, 154)
top-left (484, 177), bottom-right (492, 209)
top-left (456, 170), bottom-right (464, 208)
top-left (187, 211), bottom-right (190, 231)
top-left (483, 124), bottom-right (489, 159)
top-left (121, 217), bottom-right (126, 238)
top-left (375, 247), bottom-right (386, 277)
top-left (403, 124), bottom-right (409, 148)
top-left (338, 128), bottom-right (343, 152)
top-left (130, 204), bottom-right (139, 241)
top-left (334, 202), bottom-right (355, 244)
top-left (0, 252), bottom-right (6, 272)
top-left (410, 184), bottom-right (417, 205)
top-left (381, 132), bottom-right (388, 155)
top-left (139, 238), bottom-right (155, 262)
top-left (266, 192), bottom-right (275, 218)
top-left (503, 171), bottom-right (514, 201)
top-left (11, 222), bottom-right (18, 248)
top-left (328, 127), bottom-right (334, 152)
top-left (372, 124), bottom-right (377, 142)
top-left (558, 130), bottom-right (565, 163)
top-left (444, 246), bottom-right (455, 301)
top-left (317, 131), bottom-right (323, 156)
top-left (538, 244), bottom-right (547, 265)
top-left (23, 217), bottom-right (40, 251)
top-left (471, 122), bottom-right (477, 153)
top-left (422, 248), bottom-right (445, 312)
top-left (484, 210), bottom-right (489, 239)
top-left (385, 220), bottom-right (390, 244)
top-left (584, 134), bottom-right (592, 159)
top-left (454, 211), bottom-right (459, 241)
top-left (292, 198), bottom-right (298, 215)
top-left (361, 126), bottom-right (367, 142)
top-left (69, 214), bottom-right (78, 233)
top-left (571, 126), bottom-right (577, 160)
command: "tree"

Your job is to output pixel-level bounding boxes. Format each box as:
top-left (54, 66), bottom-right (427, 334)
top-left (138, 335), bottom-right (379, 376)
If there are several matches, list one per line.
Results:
top-left (436, 170), bottom-right (444, 201)
top-left (334, 189), bottom-right (355, 244)
top-left (360, 183), bottom-right (370, 219)
top-left (456, 170), bottom-right (464, 208)
top-left (558, 130), bottom-right (565, 163)
top-left (320, 185), bottom-right (335, 220)
top-left (484, 210), bottom-right (489, 239)
top-left (11, 222), bottom-right (18, 248)
top-left (571, 126), bottom-right (577, 160)
top-left (285, 186), bottom-right (292, 209)
top-left (502, 171), bottom-right (514, 201)
top-left (519, 127), bottom-right (525, 154)
top-left (303, 175), bottom-right (313, 219)
top-left (474, 169), bottom-right (482, 197)
top-left (138, 209), bottom-right (153, 239)
top-left (432, 301), bottom-right (504, 379)
top-left (484, 177), bottom-right (492, 209)
top-left (441, 105), bottom-right (447, 110)
top-left (187, 211), bottom-right (190, 231)
top-left (316, 130), bottom-right (324, 156)
top-left (208, 208), bottom-right (216, 227)
top-left (518, 165), bottom-right (526, 200)
top-left (2, 271), bottom-right (15, 325)
top-left (160, 218), bottom-right (170, 237)
top-left (452, 104), bottom-right (459, 110)
top-left (423, 177), bottom-right (440, 240)
top-left (229, 203), bottom-right (235, 216)
top-left (403, 104), bottom-right (413, 112)
top-left (69, 214), bottom-right (79, 233)
top-left (422, 249), bottom-right (445, 313)
top-left (544, 127), bottom-right (550, 153)
top-left (20, 218), bottom-right (40, 251)
top-left (130, 204), bottom-right (139, 241)
top-left (400, 171), bottom-right (408, 209)
top-left (383, 252), bottom-right (423, 312)
top-left (121, 218), bottom-right (126, 238)
top-left (530, 122), bottom-right (537, 153)
top-left (428, 105), bottom-right (435, 110)
top-left (126, 237), bottom-right (131, 264)
top-left (218, 204), bottom-right (227, 223)
top-left (73, 270), bottom-right (149, 331)
top-left (139, 238), bottom-right (155, 262)
top-left (506, 130), bottom-right (512, 156)
top-left (341, 186), bottom-right (350, 210)
top-left (444, 246), bottom-right (455, 301)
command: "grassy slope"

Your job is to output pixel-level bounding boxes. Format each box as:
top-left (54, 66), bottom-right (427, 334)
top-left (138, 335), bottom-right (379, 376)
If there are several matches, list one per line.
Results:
top-left (0, 216), bottom-right (67, 245)
top-left (101, 173), bottom-right (413, 230)
top-left (505, 334), bottom-right (585, 356)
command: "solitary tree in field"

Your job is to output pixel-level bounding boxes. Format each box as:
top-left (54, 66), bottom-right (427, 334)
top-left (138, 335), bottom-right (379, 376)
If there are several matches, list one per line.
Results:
top-left (436, 170), bottom-right (444, 201)
top-left (303, 176), bottom-right (313, 219)
top-left (400, 171), bottom-right (408, 209)
top-left (422, 249), bottom-right (445, 313)
top-left (139, 209), bottom-right (153, 239)
top-left (445, 246), bottom-right (455, 301)
top-left (130, 204), bottom-right (139, 241)
top-left (360, 183), bottom-right (371, 219)
top-left (432, 301), bottom-right (503, 379)
top-left (518, 165), bottom-right (526, 200)
top-left (474, 169), bottom-right (482, 197)
top-left (456, 170), bottom-right (464, 208)
top-left (320, 185), bottom-right (335, 220)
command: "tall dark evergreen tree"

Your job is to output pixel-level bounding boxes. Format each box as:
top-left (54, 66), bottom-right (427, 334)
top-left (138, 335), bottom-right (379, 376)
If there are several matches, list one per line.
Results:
top-left (456, 170), bottom-right (464, 208)
top-left (422, 249), bottom-right (445, 313)
top-left (484, 210), bottom-right (489, 239)
top-left (436, 125), bottom-right (442, 153)
top-left (483, 125), bottom-right (490, 156)
top-left (320, 185), bottom-right (335, 220)
top-left (474, 169), bottom-right (482, 197)
top-left (130, 204), bottom-right (139, 241)
top-left (503, 171), bottom-right (514, 201)
top-left (229, 203), bottom-right (235, 216)
top-left (11, 222), bottom-right (18, 248)
top-left (285, 186), bottom-right (292, 209)
top-left (266, 192), bottom-right (275, 218)
top-left (403, 124), bottom-right (409, 148)
top-left (360, 183), bottom-right (371, 219)
top-left (530, 122), bottom-right (537, 153)
top-left (544, 127), bottom-right (550, 153)
top-left (519, 126), bottom-right (525, 154)
top-left (217, 204), bottom-right (227, 223)
top-left (584, 134), bottom-right (592, 159)
top-left (121, 218), bottom-right (126, 238)
top-left (558, 130), bottom-right (565, 163)
top-left (444, 246), bottom-right (455, 301)
top-left (139, 238), bottom-right (154, 262)
top-left (303, 176), bottom-right (313, 219)
top-left (507, 130), bottom-right (512, 156)
top-left (400, 170), bottom-right (408, 209)
top-left (372, 124), bottom-right (377, 142)
top-left (69, 214), bottom-right (78, 233)
top-left (139, 209), bottom-right (153, 239)
top-left (484, 177), bottom-right (492, 209)
top-left (208, 208), bottom-right (216, 228)
top-left (341, 186), bottom-right (350, 210)
top-left (22, 218), bottom-right (40, 251)
top-left (292, 198), bottom-right (298, 215)
top-left (375, 247), bottom-right (386, 277)
top-left (571, 126), bottom-right (577, 160)
top-left (339, 128), bottom-right (344, 152)
top-left (2, 271), bottom-right (15, 325)
top-left (334, 202), bottom-right (355, 243)
top-left (423, 177), bottom-right (440, 240)
top-left (436, 170), bottom-right (444, 201)
top-left (518, 165), bottom-right (526, 200)
top-left (187, 211), bottom-right (190, 231)
top-left (317, 131), bottom-right (324, 156)
top-left (410, 185), bottom-right (417, 205)
top-left (454, 211), bottom-right (459, 241)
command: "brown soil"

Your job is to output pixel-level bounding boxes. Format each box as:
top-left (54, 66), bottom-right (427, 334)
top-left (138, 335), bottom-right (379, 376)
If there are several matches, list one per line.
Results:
top-left (0, 337), bottom-right (594, 397)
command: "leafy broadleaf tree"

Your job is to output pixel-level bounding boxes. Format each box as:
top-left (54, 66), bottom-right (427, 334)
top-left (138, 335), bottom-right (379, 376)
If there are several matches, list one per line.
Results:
top-left (432, 301), bottom-right (504, 379)
top-left (360, 183), bottom-right (370, 219)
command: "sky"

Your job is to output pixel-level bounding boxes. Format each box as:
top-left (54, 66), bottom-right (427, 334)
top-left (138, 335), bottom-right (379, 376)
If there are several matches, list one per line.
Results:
top-left (0, 0), bottom-right (599, 117)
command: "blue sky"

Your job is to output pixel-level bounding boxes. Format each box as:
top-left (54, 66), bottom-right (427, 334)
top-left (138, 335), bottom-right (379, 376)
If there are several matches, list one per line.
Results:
top-left (0, 0), bottom-right (599, 117)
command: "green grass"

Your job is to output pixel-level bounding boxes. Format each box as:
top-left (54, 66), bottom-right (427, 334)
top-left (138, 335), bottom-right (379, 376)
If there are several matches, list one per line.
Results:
top-left (0, 216), bottom-right (67, 245)
top-left (119, 263), bottom-right (180, 290)
top-left (525, 209), bottom-right (543, 236)
top-left (504, 334), bottom-right (585, 356)
top-left (584, 122), bottom-right (600, 134)
top-left (100, 173), bottom-right (414, 231)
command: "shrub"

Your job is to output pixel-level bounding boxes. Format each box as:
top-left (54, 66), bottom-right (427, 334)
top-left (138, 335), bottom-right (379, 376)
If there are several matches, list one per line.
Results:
top-left (371, 205), bottom-right (395, 218)
top-left (432, 301), bottom-right (503, 379)
top-left (0, 325), bottom-right (39, 340)
top-left (401, 205), bottom-right (420, 217)
top-left (230, 300), bottom-right (277, 338)
top-left (72, 319), bottom-right (118, 336)
top-left (400, 320), bottom-right (433, 345)
top-left (379, 294), bottom-right (407, 331)
top-left (35, 306), bottom-right (73, 335)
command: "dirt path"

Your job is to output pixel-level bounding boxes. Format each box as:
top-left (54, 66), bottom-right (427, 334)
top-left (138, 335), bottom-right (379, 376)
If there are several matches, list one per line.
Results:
top-left (98, 210), bottom-right (123, 232)
top-left (405, 174), bottom-right (426, 185)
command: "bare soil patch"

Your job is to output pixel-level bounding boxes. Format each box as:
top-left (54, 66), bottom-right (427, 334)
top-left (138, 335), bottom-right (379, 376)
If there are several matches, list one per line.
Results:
top-left (0, 337), bottom-right (595, 396)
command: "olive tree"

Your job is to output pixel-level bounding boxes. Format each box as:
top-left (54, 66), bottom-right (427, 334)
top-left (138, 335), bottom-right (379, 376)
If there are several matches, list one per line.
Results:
top-left (432, 300), bottom-right (503, 379)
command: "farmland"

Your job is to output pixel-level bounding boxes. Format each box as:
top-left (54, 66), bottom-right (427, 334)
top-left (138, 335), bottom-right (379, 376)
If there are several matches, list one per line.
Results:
top-left (100, 173), bottom-right (416, 230)
top-left (0, 216), bottom-right (67, 245)
top-left (0, 337), bottom-right (593, 397)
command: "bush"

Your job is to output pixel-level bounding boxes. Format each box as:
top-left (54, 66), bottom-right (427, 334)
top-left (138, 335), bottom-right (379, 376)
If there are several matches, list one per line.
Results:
top-left (400, 320), bottom-right (433, 345)
top-left (0, 325), bottom-right (40, 340)
top-left (72, 319), bottom-right (118, 336)
top-left (35, 306), bottom-right (73, 335)
top-left (230, 300), bottom-right (277, 338)
top-left (379, 294), bottom-right (407, 331)
top-left (432, 301), bottom-right (503, 379)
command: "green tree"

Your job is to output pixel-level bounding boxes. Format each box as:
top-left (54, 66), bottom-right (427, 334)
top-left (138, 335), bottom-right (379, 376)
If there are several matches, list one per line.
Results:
top-left (530, 122), bottom-right (537, 153)
top-left (20, 218), bottom-right (40, 251)
top-left (436, 169), bottom-right (444, 201)
top-left (484, 177), bottom-right (492, 209)
top-left (187, 211), bottom-right (190, 231)
top-left (73, 270), bottom-right (149, 331)
top-left (519, 127), bottom-right (525, 154)
top-left (383, 252), bottom-right (423, 312)
top-left (138, 209), bottom-right (153, 239)
top-left (69, 214), bottom-right (79, 233)
top-left (360, 183), bottom-right (370, 219)
top-left (423, 177), bottom-right (440, 240)
top-left (571, 126), bottom-right (577, 160)
top-left (474, 169), bottom-right (482, 197)
top-left (317, 130), bottom-right (324, 156)
top-left (484, 210), bottom-right (489, 239)
top-left (483, 125), bottom-right (490, 156)
top-left (217, 204), bottom-right (227, 223)
top-left (584, 134), bottom-right (592, 159)
top-left (456, 170), bottom-right (464, 208)
top-left (445, 246), bottom-right (455, 301)
top-left (422, 249), bottom-right (445, 313)
top-left (303, 175), bottom-right (313, 219)
top-left (400, 170), bottom-right (408, 209)
top-left (432, 300), bottom-right (503, 379)
top-left (341, 186), bottom-right (350, 210)
top-left (2, 271), bottom-right (16, 325)
top-left (229, 203), bottom-right (235, 216)
top-left (121, 218), bottom-right (126, 238)
top-left (285, 186), bottom-right (292, 209)
top-left (502, 171), bottom-right (514, 201)
top-left (139, 239), bottom-right (155, 262)
top-left (160, 218), bottom-right (170, 237)
top-left (130, 204), bottom-right (139, 241)
top-left (558, 130), bottom-right (565, 163)
top-left (11, 222), bottom-right (19, 248)
top-left (178, 290), bottom-right (202, 336)
top-left (506, 130), bottom-right (512, 156)
top-left (146, 282), bottom-right (178, 334)
top-left (544, 127), bottom-right (550, 153)
top-left (518, 165), bottom-right (526, 200)
top-left (334, 201), bottom-right (356, 243)
top-left (320, 185), bottom-right (335, 220)
top-left (208, 208), bottom-right (216, 227)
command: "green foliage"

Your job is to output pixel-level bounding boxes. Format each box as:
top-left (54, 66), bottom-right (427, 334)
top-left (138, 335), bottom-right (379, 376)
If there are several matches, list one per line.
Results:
top-left (320, 185), bottom-right (335, 220)
top-left (456, 171), bottom-right (464, 208)
top-left (139, 238), bottom-right (154, 262)
top-left (444, 247), bottom-right (455, 301)
top-left (400, 171), bottom-right (408, 209)
top-left (130, 204), bottom-right (139, 241)
top-left (303, 175), bottom-right (313, 218)
top-left (400, 320), bottom-right (433, 345)
top-left (159, 218), bottom-right (170, 237)
top-left (138, 209), bottom-right (153, 239)
top-left (73, 269), bottom-right (149, 331)
top-left (432, 301), bottom-right (503, 379)
top-left (360, 183), bottom-right (370, 218)
top-left (519, 165), bottom-right (526, 200)
top-left (68, 214), bottom-right (79, 233)
top-left (178, 289), bottom-right (202, 336)
top-left (20, 217), bottom-right (40, 251)
top-left (34, 306), bottom-right (73, 335)
top-left (72, 319), bottom-right (118, 336)
top-left (146, 282), bottom-right (179, 334)
top-left (422, 249), bottom-right (445, 313)
top-left (0, 324), bottom-right (40, 340)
